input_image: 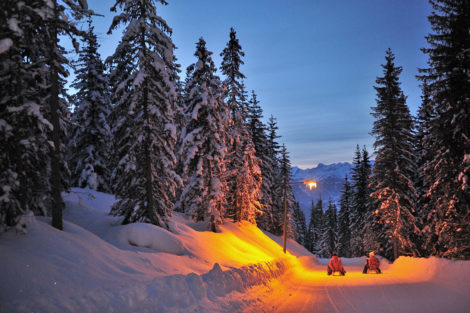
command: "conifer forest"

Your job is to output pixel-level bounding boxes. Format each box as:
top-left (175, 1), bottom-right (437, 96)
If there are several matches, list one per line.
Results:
top-left (1, 0), bottom-right (469, 263)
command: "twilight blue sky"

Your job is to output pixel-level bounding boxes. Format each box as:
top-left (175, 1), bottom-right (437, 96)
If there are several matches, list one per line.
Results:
top-left (84, 0), bottom-right (432, 169)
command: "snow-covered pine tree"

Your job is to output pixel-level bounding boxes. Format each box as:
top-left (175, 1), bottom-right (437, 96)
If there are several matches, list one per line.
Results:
top-left (304, 201), bottom-right (315, 252)
top-left (68, 18), bottom-right (111, 192)
top-left (358, 146), bottom-right (382, 255)
top-left (370, 49), bottom-right (420, 261)
top-left (228, 137), bottom-right (262, 224)
top-left (305, 198), bottom-right (324, 254)
top-left (248, 91), bottom-right (275, 225)
top-left (174, 64), bottom-right (195, 199)
top-left (418, 0), bottom-right (470, 259)
top-left (291, 201), bottom-right (307, 245)
top-left (1, 0), bottom-right (88, 230)
top-left (51, 1), bottom-right (90, 230)
top-left (177, 38), bottom-right (229, 232)
top-left (172, 55), bottom-right (184, 162)
top-left (247, 91), bottom-right (265, 149)
top-left (107, 0), bottom-right (180, 227)
top-left (275, 145), bottom-right (296, 237)
top-left (257, 116), bottom-right (284, 232)
top-left (349, 145), bottom-right (371, 256)
top-left (220, 27), bottom-right (245, 117)
top-left (414, 81), bottom-right (435, 256)
top-left (318, 199), bottom-right (338, 258)
top-left (415, 81), bottom-right (434, 192)
top-left (220, 28), bottom-right (262, 223)
top-left (0, 0), bottom-right (55, 229)
top-left (259, 115), bottom-right (283, 233)
top-left (267, 116), bottom-right (281, 170)
top-left (337, 175), bottom-right (352, 257)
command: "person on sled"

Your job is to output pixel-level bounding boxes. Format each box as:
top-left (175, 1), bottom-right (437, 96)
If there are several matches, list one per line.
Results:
top-left (327, 252), bottom-right (346, 276)
top-left (363, 251), bottom-right (382, 274)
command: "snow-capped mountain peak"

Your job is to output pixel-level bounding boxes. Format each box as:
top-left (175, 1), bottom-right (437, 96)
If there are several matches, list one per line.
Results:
top-left (291, 162), bottom-right (352, 218)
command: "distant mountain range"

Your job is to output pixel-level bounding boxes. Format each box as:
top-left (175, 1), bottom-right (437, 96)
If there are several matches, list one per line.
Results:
top-left (291, 163), bottom-right (352, 219)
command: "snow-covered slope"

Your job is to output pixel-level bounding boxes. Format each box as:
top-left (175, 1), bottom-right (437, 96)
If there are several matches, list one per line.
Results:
top-left (1, 188), bottom-right (470, 313)
top-left (291, 163), bottom-right (352, 217)
top-left (0, 188), bottom-right (304, 313)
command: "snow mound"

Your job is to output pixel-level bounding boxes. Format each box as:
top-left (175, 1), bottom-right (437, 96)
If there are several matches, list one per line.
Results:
top-left (14, 211), bottom-right (36, 234)
top-left (0, 188), bottom-right (295, 312)
top-left (389, 256), bottom-right (470, 286)
top-left (119, 222), bottom-right (186, 255)
top-left (202, 260), bottom-right (287, 300)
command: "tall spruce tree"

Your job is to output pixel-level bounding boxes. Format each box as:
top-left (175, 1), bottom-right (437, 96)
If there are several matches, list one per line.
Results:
top-left (257, 115), bottom-right (282, 233)
top-left (248, 91), bottom-right (275, 225)
top-left (349, 145), bottom-right (371, 256)
top-left (107, 0), bottom-right (180, 227)
top-left (370, 49), bottom-right (420, 261)
top-left (276, 145), bottom-right (296, 237)
top-left (414, 81), bottom-right (434, 256)
top-left (318, 199), bottom-right (338, 258)
top-left (220, 27), bottom-right (245, 116)
top-left (267, 116), bottom-right (281, 168)
top-left (359, 146), bottom-right (382, 255)
top-left (220, 28), bottom-right (262, 223)
top-left (49, 0), bottom-right (89, 230)
top-left (1, 0), bottom-right (53, 229)
top-left (68, 19), bottom-right (111, 192)
top-left (0, 0), bottom-right (88, 230)
top-left (177, 38), bottom-right (229, 232)
top-left (227, 137), bottom-right (262, 223)
top-left (337, 176), bottom-right (352, 257)
top-left (415, 81), bottom-right (434, 192)
top-left (304, 201), bottom-right (315, 252)
top-left (292, 201), bottom-right (307, 245)
top-left (418, 0), bottom-right (470, 259)
top-left (305, 198), bottom-right (324, 254)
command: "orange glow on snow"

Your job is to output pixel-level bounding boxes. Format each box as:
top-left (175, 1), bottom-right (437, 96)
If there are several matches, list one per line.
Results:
top-left (282, 256), bottom-right (435, 287)
top-left (168, 215), bottom-right (435, 289)
top-left (177, 221), bottom-right (296, 272)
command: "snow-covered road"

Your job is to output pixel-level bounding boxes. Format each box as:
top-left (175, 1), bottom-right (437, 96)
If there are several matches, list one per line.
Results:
top-left (238, 259), bottom-right (470, 313)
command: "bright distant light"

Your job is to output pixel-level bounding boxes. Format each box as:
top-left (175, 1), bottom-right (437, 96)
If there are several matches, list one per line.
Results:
top-left (304, 180), bottom-right (317, 190)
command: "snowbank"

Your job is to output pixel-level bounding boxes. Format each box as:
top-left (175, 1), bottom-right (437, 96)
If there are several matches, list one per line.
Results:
top-left (202, 260), bottom-right (287, 300)
top-left (0, 188), bottom-right (292, 313)
top-left (118, 222), bottom-right (187, 255)
top-left (388, 256), bottom-right (470, 287)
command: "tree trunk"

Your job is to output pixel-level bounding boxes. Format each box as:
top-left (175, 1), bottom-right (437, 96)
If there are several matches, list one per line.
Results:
top-left (49, 1), bottom-right (63, 230)
top-left (393, 235), bottom-right (399, 261)
top-left (282, 184), bottom-right (288, 253)
top-left (139, 16), bottom-right (158, 226)
top-left (142, 85), bottom-right (158, 226)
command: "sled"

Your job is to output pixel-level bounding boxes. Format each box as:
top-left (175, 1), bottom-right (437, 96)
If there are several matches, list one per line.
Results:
top-left (363, 269), bottom-right (382, 274)
top-left (328, 272), bottom-right (346, 276)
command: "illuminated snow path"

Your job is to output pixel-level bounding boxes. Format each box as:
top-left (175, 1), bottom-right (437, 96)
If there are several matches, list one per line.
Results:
top-left (236, 257), bottom-right (470, 313)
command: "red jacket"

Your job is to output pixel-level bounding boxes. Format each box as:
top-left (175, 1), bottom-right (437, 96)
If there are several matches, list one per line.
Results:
top-left (328, 256), bottom-right (344, 272)
top-left (367, 256), bottom-right (380, 270)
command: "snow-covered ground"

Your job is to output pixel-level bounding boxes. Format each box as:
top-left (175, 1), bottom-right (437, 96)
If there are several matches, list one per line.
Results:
top-left (1, 188), bottom-right (469, 313)
top-left (244, 256), bottom-right (470, 313)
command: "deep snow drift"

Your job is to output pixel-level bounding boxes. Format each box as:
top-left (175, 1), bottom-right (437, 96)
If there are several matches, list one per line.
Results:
top-left (1, 188), bottom-right (469, 313)
top-left (0, 189), bottom-right (298, 313)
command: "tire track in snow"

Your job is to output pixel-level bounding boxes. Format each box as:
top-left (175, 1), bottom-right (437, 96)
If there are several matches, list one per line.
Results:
top-left (294, 282), bottom-right (317, 313)
top-left (374, 273), bottom-right (396, 313)
top-left (323, 285), bottom-right (341, 313)
top-left (334, 283), bottom-right (361, 313)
